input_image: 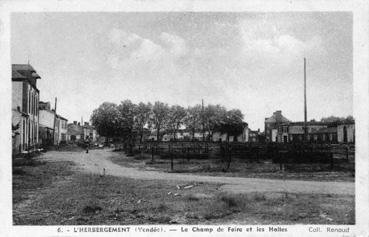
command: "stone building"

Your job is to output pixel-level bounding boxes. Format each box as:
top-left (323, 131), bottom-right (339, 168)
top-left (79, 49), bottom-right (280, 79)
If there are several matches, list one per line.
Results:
top-left (12, 64), bottom-right (41, 154)
top-left (275, 121), bottom-right (354, 144)
top-left (39, 101), bottom-right (68, 146)
top-left (82, 122), bottom-right (97, 142)
top-left (67, 121), bottom-right (97, 143)
top-left (55, 115), bottom-right (68, 144)
top-left (39, 102), bottom-right (55, 146)
top-left (67, 121), bottom-right (83, 142)
top-left (264, 110), bottom-right (290, 143)
top-left (337, 121), bottom-right (355, 143)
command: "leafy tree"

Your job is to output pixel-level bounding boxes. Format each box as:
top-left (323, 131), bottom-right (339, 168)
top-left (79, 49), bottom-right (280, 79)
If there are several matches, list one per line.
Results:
top-left (320, 115), bottom-right (354, 123)
top-left (217, 109), bottom-right (245, 142)
top-left (117, 100), bottom-right (137, 142)
top-left (90, 102), bottom-right (120, 139)
top-left (151, 101), bottom-right (170, 141)
top-left (134, 102), bottom-right (152, 143)
top-left (204, 104), bottom-right (227, 141)
top-left (184, 105), bottom-right (202, 140)
top-left (167, 105), bottom-right (187, 140)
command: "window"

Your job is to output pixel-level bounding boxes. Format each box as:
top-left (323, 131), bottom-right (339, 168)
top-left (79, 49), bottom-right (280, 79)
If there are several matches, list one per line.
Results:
top-left (28, 89), bottom-right (30, 114)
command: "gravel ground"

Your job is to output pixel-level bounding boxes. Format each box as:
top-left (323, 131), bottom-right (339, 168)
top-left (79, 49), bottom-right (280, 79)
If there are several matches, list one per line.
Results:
top-left (42, 149), bottom-right (354, 195)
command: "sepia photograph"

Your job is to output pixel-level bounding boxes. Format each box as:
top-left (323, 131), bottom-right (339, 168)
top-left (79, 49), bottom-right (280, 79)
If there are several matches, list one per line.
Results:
top-left (9, 11), bottom-right (357, 227)
top-left (0, 0), bottom-right (367, 235)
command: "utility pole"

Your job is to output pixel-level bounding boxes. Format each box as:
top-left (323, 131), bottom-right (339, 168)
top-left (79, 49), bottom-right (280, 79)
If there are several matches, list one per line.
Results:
top-left (202, 99), bottom-right (205, 141)
top-left (304, 58), bottom-right (307, 142)
top-left (52, 97), bottom-right (57, 145)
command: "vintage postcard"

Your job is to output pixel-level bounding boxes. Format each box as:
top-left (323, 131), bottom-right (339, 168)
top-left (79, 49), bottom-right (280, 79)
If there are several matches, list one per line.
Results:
top-left (0, 0), bottom-right (368, 236)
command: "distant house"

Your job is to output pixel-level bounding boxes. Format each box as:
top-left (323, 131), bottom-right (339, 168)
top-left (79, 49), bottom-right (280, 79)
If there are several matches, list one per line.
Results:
top-left (39, 102), bottom-right (55, 146)
top-left (279, 121), bottom-right (330, 143)
top-left (146, 122), bottom-right (249, 143)
top-left (12, 64), bottom-right (41, 154)
top-left (274, 120), bottom-right (355, 144)
top-left (264, 110), bottom-right (290, 143)
top-left (39, 101), bottom-right (68, 146)
top-left (56, 115), bottom-right (68, 144)
top-left (248, 129), bottom-right (261, 143)
top-left (67, 121), bottom-right (97, 143)
top-left (337, 121), bottom-right (355, 143)
top-left (82, 122), bottom-right (97, 142)
top-left (67, 121), bottom-right (83, 142)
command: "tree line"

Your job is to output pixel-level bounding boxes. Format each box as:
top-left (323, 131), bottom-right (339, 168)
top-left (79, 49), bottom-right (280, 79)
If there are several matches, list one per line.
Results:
top-left (90, 100), bottom-right (245, 143)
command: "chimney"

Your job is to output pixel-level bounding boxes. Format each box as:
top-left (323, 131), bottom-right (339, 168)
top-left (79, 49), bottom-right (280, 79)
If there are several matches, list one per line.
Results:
top-left (73, 121), bottom-right (77, 125)
top-left (274, 110), bottom-right (282, 122)
top-left (274, 110), bottom-right (282, 116)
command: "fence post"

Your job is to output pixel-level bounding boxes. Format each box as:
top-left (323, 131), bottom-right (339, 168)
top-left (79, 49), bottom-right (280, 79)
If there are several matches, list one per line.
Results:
top-left (187, 147), bottom-right (190, 162)
top-left (279, 151), bottom-right (282, 171)
top-left (330, 152), bottom-right (334, 171)
top-left (151, 146), bottom-right (154, 163)
top-left (226, 143), bottom-right (232, 171)
top-left (346, 146), bottom-right (349, 162)
top-left (170, 144), bottom-right (174, 171)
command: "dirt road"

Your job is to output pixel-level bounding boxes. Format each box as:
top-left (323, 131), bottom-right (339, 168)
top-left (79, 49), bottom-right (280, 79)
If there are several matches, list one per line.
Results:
top-left (43, 149), bottom-right (354, 195)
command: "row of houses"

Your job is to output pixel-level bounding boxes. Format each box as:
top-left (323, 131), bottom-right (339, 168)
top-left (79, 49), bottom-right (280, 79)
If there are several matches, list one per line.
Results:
top-left (145, 122), bottom-right (261, 143)
top-left (264, 110), bottom-right (355, 144)
top-left (11, 64), bottom-right (98, 155)
top-left (67, 121), bottom-right (97, 143)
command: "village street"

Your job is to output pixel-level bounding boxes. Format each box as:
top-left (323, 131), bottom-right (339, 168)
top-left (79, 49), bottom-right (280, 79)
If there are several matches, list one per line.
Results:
top-left (42, 149), bottom-right (354, 195)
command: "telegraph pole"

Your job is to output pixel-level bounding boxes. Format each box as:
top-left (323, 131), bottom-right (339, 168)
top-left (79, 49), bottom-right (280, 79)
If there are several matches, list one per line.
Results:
top-left (52, 97), bottom-right (57, 145)
top-left (202, 99), bottom-right (205, 141)
top-left (304, 58), bottom-right (307, 142)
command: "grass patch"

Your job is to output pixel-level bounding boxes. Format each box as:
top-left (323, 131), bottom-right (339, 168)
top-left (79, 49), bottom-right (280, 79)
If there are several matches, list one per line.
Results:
top-left (12, 158), bottom-right (74, 204)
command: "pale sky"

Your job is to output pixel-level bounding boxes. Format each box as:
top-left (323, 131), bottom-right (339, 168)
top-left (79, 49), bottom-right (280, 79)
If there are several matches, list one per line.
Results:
top-left (11, 12), bottom-right (352, 130)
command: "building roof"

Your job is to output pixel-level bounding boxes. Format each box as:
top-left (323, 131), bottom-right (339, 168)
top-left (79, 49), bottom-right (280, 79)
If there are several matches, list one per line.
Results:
top-left (12, 70), bottom-right (27, 79)
top-left (12, 64), bottom-right (37, 72)
top-left (67, 124), bottom-right (83, 136)
top-left (265, 111), bottom-right (290, 123)
top-left (56, 114), bottom-right (68, 121)
top-left (12, 64), bottom-right (41, 91)
top-left (284, 121), bottom-right (330, 126)
top-left (315, 127), bottom-right (337, 134)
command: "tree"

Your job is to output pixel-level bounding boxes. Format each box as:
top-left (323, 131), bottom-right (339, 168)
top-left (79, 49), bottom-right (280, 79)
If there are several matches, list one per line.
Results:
top-left (90, 102), bottom-right (120, 139)
top-left (217, 109), bottom-right (244, 142)
top-left (184, 105), bottom-right (202, 140)
top-left (167, 105), bottom-right (187, 140)
top-left (134, 102), bottom-right (152, 143)
top-left (320, 115), bottom-right (354, 123)
top-left (151, 101), bottom-right (170, 141)
top-left (117, 100), bottom-right (137, 142)
top-left (204, 104), bottom-right (227, 141)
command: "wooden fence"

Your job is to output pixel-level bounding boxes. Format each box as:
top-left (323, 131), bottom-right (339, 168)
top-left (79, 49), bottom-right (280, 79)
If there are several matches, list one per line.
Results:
top-left (132, 141), bottom-right (354, 163)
